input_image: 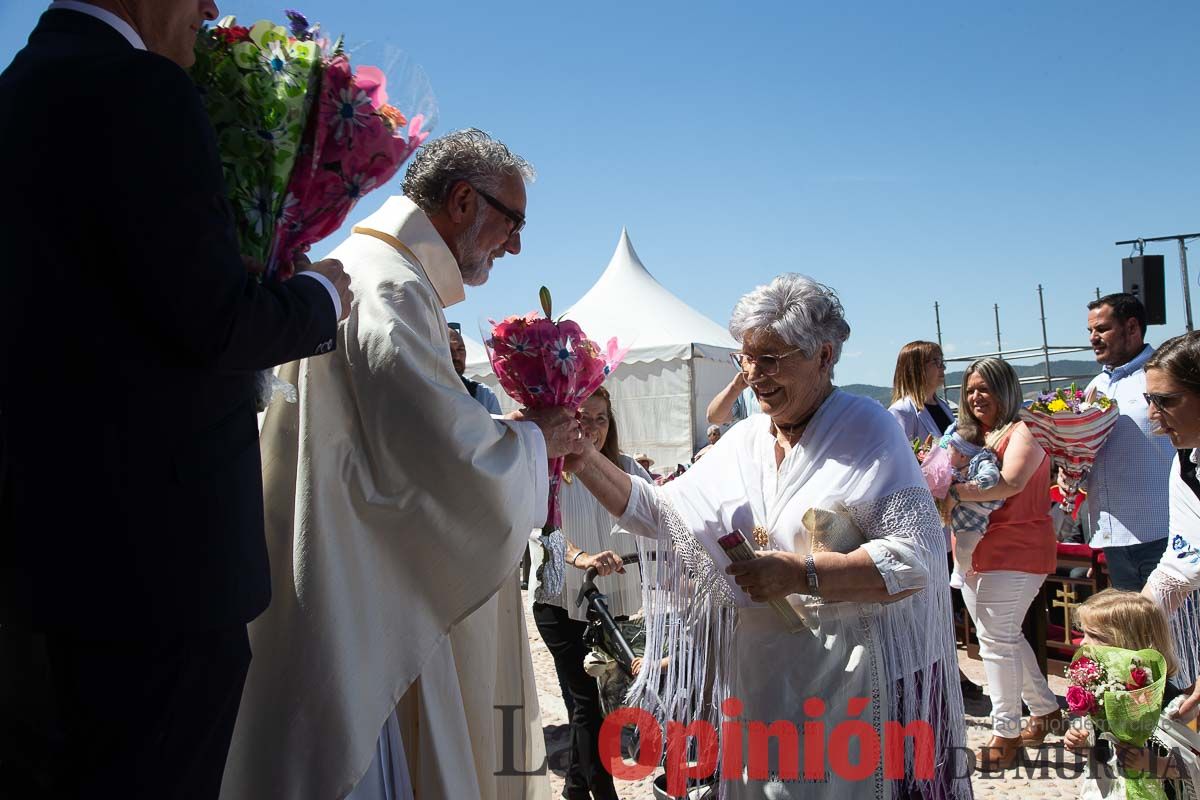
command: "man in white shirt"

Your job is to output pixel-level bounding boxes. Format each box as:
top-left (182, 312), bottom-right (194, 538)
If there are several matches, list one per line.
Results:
top-left (1085, 293), bottom-right (1175, 590)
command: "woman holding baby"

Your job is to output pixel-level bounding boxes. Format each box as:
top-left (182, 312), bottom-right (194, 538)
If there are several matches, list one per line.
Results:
top-left (949, 357), bottom-right (1059, 770)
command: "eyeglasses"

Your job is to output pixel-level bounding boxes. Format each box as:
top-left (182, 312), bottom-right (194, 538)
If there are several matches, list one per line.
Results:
top-left (730, 349), bottom-right (806, 376)
top-left (927, 359), bottom-right (946, 369)
top-left (1144, 391), bottom-right (1187, 412)
top-left (471, 185), bottom-right (525, 237)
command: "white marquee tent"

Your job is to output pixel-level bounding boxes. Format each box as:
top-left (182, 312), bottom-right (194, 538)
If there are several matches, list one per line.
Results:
top-left (465, 229), bottom-right (742, 469)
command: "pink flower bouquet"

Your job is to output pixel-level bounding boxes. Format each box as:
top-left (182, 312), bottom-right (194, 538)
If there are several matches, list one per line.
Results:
top-left (1066, 645), bottom-right (1169, 800)
top-left (1021, 384), bottom-right (1119, 539)
top-left (192, 10), bottom-right (434, 281)
top-left (485, 288), bottom-right (628, 530)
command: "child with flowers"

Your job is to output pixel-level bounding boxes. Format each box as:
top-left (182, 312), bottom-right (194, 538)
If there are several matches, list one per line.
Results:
top-left (1064, 590), bottom-right (1196, 799)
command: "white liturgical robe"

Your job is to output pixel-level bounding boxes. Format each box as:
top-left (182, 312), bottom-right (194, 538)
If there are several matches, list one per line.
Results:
top-left (221, 196), bottom-right (551, 800)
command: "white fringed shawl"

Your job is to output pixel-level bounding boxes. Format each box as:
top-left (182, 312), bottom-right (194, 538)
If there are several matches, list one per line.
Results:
top-left (618, 391), bottom-right (969, 799)
top-left (1144, 450), bottom-right (1200, 688)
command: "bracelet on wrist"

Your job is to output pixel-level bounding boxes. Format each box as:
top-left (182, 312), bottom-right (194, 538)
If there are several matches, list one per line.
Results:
top-left (805, 553), bottom-right (820, 596)
top-left (571, 551), bottom-right (586, 568)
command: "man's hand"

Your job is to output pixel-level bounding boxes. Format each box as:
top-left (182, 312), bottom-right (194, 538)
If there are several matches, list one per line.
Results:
top-left (726, 551), bottom-right (804, 602)
top-left (300, 258), bottom-right (353, 322)
top-left (513, 407), bottom-right (583, 458)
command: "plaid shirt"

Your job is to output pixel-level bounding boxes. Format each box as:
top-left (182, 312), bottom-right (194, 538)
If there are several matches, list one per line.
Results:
top-left (1085, 345), bottom-right (1176, 548)
top-left (950, 450), bottom-right (1004, 536)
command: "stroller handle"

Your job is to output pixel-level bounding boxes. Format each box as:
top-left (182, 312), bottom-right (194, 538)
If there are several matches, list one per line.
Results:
top-left (580, 551), bottom-right (641, 586)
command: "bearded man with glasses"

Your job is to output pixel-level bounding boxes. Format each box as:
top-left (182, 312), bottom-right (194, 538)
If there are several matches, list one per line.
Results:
top-left (1083, 292), bottom-right (1176, 591)
top-left (222, 129), bottom-right (579, 800)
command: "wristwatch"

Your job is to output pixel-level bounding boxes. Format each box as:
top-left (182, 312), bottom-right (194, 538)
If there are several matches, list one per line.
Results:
top-left (805, 554), bottom-right (820, 595)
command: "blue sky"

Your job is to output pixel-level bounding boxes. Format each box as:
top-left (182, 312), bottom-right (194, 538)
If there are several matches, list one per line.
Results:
top-left (5, 1), bottom-right (1198, 385)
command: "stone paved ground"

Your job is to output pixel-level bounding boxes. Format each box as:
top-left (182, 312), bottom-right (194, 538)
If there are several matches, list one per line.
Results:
top-left (524, 591), bottom-right (1081, 799)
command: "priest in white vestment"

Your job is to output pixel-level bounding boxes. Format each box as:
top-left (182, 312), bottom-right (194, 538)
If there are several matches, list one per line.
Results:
top-left (221, 130), bottom-right (581, 800)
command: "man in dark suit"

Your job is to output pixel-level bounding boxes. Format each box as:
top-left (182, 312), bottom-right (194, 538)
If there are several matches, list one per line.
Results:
top-left (0, 2), bottom-right (353, 797)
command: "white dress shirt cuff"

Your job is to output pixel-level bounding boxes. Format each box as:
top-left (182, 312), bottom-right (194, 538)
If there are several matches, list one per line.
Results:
top-left (502, 419), bottom-right (549, 529)
top-left (295, 272), bottom-right (341, 321)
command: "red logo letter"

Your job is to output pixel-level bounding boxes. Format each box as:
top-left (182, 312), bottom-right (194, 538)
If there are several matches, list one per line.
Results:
top-left (665, 721), bottom-right (719, 797)
top-left (828, 698), bottom-right (881, 782)
top-left (599, 707), bottom-right (661, 782)
top-left (884, 720), bottom-right (935, 779)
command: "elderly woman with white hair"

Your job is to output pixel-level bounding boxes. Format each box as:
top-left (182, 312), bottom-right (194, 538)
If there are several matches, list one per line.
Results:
top-left (567, 275), bottom-right (969, 800)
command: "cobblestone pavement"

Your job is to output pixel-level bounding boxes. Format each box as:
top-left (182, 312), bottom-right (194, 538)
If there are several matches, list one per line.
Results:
top-left (524, 592), bottom-right (1081, 799)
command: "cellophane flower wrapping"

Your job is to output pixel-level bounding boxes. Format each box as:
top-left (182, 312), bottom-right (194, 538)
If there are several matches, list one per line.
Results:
top-left (191, 18), bottom-right (321, 266)
top-left (271, 54), bottom-right (431, 279)
top-left (485, 309), bottom-right (628, 530)
top-left (192, 12), bottom-right (435, 280)
top-left (1066, 645), bottom-right (1169, 800)
top-left (1021, 384), bottom-right (1119, 537)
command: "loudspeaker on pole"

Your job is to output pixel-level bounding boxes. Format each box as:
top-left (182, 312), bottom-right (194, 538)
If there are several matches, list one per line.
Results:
top-left (1122, 255), bottom-right (1167, 325)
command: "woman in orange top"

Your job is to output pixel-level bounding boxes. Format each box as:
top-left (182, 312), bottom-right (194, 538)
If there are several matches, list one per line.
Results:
top-left (950, 357), bottom-right (1059, 771)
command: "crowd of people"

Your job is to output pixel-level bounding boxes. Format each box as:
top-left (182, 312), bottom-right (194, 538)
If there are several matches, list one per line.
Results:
top-left (4, 4), bottom-right (1200, 800)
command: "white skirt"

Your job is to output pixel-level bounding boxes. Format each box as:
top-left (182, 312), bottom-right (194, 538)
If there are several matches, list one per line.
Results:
top-left (726, 600), bottom-right (889, 800)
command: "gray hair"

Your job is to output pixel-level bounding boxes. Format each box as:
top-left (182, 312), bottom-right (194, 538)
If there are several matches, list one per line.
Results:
top-left (957, 357), bottom-right (1023, 440)
top-left (402, 128), bottom-right (535, 213)
top-left (728, 274), bottom-right (851, 367)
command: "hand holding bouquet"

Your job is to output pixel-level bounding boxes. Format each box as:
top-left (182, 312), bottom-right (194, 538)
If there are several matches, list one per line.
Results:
top-left (1022, 383), bottom-right (1118, 540)
top-left (485, 288), bottom-right (628, 530)
top-left (191, 10), bottom-right (434, 280)
top-left (1067, 645), bottom-right (1169, 800)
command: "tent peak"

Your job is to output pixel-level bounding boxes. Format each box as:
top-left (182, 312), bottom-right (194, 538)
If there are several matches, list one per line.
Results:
top-left (604, 228), bottom-right (652, 280)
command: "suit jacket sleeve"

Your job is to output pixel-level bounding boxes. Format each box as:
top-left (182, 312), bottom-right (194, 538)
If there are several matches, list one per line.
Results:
top-left (101, 55), bottom-right (336, 370)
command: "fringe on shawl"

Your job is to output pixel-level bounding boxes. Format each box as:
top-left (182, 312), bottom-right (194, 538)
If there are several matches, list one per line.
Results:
top-left (1144, 575), bottom-right (1200, 689)
top-left (628, 490), bottom-right (971, 800)
top-left (848, 487), bottom-right (972, 800)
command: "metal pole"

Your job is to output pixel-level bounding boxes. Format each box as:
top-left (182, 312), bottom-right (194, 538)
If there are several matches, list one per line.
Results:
top-left (994, 304), bottom-right (1003, 359)
top-left (934, 302), bottom-right (945, 393)
top-left (1179, 238), bottom-right (1194, 332)
top-left (1038, 285), bottom-right (1052, 391)
top-left (1096, 287), bottom-right (1101, 301)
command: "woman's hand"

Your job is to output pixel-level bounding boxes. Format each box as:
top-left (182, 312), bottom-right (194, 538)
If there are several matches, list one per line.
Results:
top-left (726, 551), bottom-right (803, 602)
top-left (1063, 725), bottom-right (1090, 752)
top-left (1170, 680), bottom-right (1200, 721)
top-left (563, 439), bottom-right (598, 474)
top-left (581, 550), bottom-right (625, 576)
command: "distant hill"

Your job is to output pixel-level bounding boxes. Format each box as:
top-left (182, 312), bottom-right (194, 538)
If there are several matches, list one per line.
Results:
top-left (840, 358), bottom-right (1100, 406)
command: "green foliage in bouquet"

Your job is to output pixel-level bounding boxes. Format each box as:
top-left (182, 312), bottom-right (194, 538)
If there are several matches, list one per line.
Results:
top-left (191, 19), bottom-right (321, 265)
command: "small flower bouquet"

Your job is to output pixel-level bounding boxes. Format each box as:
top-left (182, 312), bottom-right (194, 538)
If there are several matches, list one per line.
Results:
top-left (191, 10), bottom-right (433, 280)
top-left (1021, 383), bottom-right (1119, 540)
top-left (1066, 646), bottom-right (1169, 800)
top-left (485, 288), bottom-right (628, 531)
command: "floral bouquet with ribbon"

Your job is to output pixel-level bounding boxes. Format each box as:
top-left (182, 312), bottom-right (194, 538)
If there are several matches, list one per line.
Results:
top-left (1021, 383), bottom-right (1118, 540)
top-left (1067, 645), bottom-right (1169, 800)
top-left (191, 10), bottom-right (434, 280)
top-left (486, 287), bottom-right (628, 529)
